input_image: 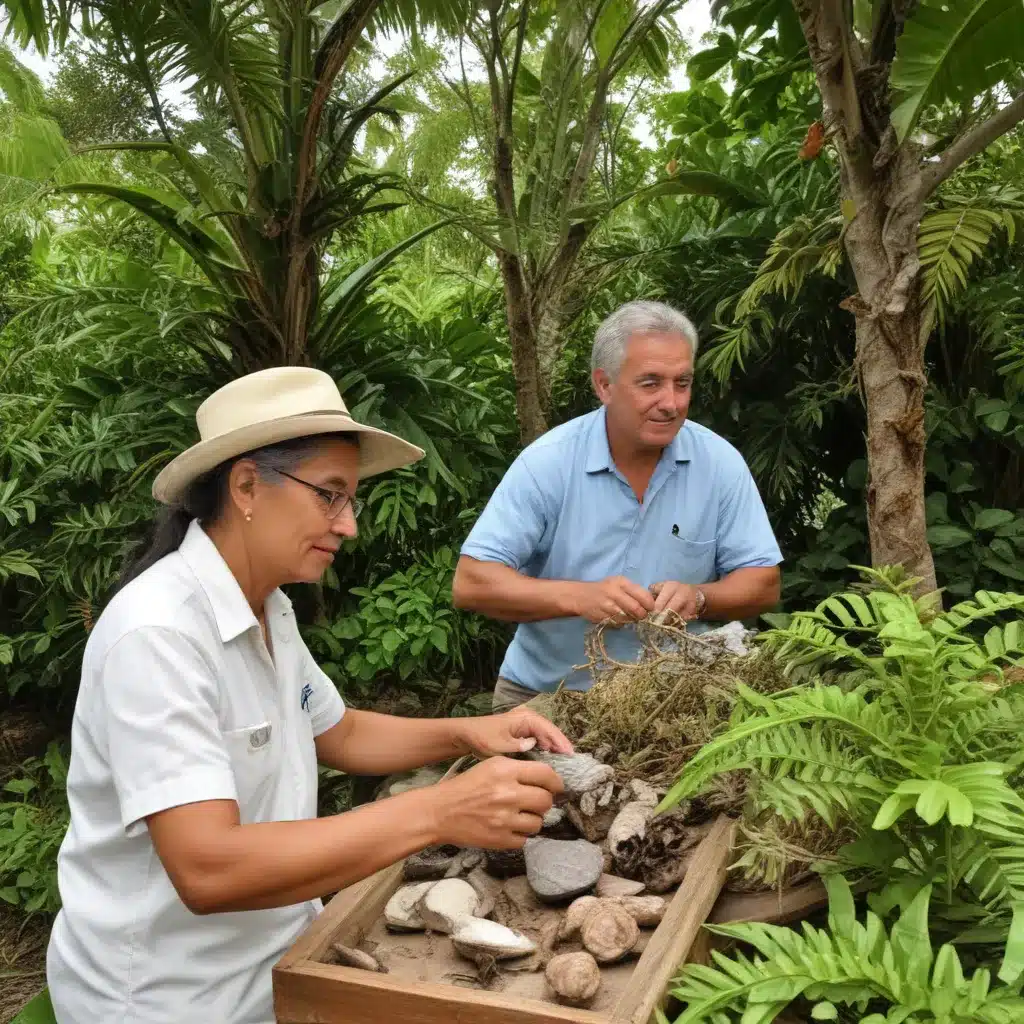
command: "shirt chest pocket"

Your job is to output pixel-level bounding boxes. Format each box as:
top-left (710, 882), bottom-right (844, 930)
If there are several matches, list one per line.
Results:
top-left (661, 534), bottom-right (717, 585)
top-left (222, 721), bottom-right (279, 822)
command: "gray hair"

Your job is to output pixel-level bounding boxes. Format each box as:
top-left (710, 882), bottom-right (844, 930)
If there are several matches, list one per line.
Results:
top-left (591, 300), bottom-right (699, 378)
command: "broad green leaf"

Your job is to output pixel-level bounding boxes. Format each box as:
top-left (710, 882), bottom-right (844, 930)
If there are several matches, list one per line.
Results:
top-left (592, 0), bottom-right (633, 67)
top-left (976, 508), bottom-right (1016, 530)
top-left (999, 902), bottom-right (1024, 983)
top-left (10, 988), bottom-right (57, 1024)
top-left (890, 0), bottom-right (1024, 140)
top-left (874, 792), bottom-right (917, 830)
top-left (927, 523), bottom-right (974, 548)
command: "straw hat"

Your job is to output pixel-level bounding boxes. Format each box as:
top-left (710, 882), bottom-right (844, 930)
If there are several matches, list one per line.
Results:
top-left (152, 367), bottom-right (425, 505)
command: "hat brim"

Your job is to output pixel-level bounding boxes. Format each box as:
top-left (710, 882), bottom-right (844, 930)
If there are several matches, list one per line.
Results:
top-left (151, 412), bottom-right (425, 505)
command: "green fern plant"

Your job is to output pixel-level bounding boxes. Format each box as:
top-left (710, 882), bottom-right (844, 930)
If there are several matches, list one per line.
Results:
top-left (659, 571), bottom-right (1024, 978)
top-left (665, 875), bottom-right (1024, 1024)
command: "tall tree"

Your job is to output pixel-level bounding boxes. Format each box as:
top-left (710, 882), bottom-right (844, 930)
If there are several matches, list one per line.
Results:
top-left (675, 0), bottom-right (1024, 595)
top-left (0, 0), bottom-right (442, 373)
top-left (389, 0), bottom-right (679, 443)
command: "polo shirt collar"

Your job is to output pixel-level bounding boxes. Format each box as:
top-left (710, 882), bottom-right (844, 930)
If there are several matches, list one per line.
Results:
top-left (178, 519), bottom-right (262, 643)
top-left (585, 407), bottom-right (694, 473)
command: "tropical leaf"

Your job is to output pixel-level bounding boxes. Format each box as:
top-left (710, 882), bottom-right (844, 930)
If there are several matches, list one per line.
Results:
top-left (919, 201), bottom-right (1021, 331)
top-left (0, 44), bottom-right (46, 111)
top-left (890, 0), bottom-right (1024, 140)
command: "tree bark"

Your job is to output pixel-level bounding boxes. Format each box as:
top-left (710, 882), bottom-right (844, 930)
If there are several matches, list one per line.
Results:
top-left (839, 143), bottom-right (937, 594)
top-left (795, 0), bottom-right (937, 594)
top-left (499, 253), bottom-right (548, 445)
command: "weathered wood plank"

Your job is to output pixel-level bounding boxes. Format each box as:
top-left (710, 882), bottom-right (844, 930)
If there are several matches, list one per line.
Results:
top-left (609, 814), bottom-right (736, 1024)
top-left (275, 861), bottom-right (403, 970)
top-left (709, 878), bottom-right (828, 926)
top-left (273, 961), bottom-right (609, 1024)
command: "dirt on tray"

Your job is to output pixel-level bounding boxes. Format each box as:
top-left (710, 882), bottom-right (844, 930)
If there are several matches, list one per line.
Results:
top-left (356, 877), bottom-right (654, 1014)
top-left (0, 906), bottom-right (50, 1024)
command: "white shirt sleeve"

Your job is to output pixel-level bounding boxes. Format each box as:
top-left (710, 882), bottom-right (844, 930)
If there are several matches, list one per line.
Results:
top-left (100, 626), bottom-right (238, 837)
top-left (298, 643), bottom-right (346, 738)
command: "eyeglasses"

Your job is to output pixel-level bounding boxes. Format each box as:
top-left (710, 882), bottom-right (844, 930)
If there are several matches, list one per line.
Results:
top-left (275, 470), bottom-right (364, 520)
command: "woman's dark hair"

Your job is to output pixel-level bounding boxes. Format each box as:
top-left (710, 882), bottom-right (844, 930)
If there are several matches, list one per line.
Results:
top-left (115, 431), bottom-right (359, 593)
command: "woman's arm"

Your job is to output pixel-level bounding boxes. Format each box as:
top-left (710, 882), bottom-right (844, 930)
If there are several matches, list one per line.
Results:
top-left (313, 705), bottom-right (572, 775)
top-left (146, 755), bottom-right (562, 915)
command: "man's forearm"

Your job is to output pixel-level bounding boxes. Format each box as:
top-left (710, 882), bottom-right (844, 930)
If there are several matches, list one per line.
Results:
top-left (700, 567), bottom-right (781, 622)
top-left (452, 557), bottom-right (580, 623)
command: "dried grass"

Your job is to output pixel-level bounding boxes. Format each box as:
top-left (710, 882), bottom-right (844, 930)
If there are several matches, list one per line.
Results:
top-left (546, 616), bottom-right (789, 786)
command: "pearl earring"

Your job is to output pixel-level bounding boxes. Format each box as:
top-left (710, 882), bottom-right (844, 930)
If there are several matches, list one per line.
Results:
top-left (244, 509), bottom-right (253, 522)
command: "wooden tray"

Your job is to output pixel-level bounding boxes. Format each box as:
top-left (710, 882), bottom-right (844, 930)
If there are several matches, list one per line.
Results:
top-left (273, 815), bottom-right (736, 1024)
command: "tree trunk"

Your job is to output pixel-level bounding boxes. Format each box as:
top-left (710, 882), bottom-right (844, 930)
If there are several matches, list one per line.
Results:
top-left (498, 254), bottom-right (548, 445)
top-left (535, 304), bottom-right (565, 423)
top-left (794, 1), bottom-right (937, 596)
top-left (839, 145), bottom-right (938, 595)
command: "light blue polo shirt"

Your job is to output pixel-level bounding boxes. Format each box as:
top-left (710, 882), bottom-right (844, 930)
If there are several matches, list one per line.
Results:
top-left (460, 408), bottom-right (782, 692)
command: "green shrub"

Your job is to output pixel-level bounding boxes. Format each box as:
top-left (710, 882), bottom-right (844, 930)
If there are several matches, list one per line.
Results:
top-left (304, 545), bottom-right (509, 700)
top-left (0, 741), bottom-right (69, 915)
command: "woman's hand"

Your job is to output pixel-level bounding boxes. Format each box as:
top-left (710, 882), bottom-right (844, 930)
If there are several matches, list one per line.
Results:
top-left (455, 707), bottom-right (574, 759)
top-left (432, 756), bottom-right (564, 849)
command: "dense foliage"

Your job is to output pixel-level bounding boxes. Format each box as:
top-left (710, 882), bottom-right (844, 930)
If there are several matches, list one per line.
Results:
top-left (1, 11), bottom-right (1023, 1005)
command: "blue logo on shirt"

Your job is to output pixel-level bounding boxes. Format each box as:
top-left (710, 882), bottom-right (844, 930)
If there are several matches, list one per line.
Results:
top-left (300, 682), bottom-right (313, 713)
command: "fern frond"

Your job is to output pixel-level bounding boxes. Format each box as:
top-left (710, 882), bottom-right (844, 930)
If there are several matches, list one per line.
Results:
top-left (934, 592), bottom-right (1024, 638)
top-left (658, 684), bottom-right (896, 811)
top-left (919, 202), bottom-right (1022, 333)
top-left (668, 879), bottom-right (1024, 1022)
top-left (735, 214), bottom-right (843, 317)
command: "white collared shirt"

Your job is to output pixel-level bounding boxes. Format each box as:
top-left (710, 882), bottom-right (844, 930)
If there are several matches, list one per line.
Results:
top-left (47, 520), bottom-right (346, 1024)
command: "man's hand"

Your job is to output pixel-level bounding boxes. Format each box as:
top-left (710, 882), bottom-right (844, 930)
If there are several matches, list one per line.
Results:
top-left (572, 575), bottom-right (656, 624)
top-left (650, 580), bottom-right (701, 620)
top-left (456, 708), bottom-right (574, 758)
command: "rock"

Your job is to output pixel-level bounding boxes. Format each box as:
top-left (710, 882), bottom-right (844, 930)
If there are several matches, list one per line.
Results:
top-left (443, 848), bottom-right (484, 878)
top-left (384, 882), bottom-right (434, 931)
top-left (557, 894), bottom-right (666, 940)
top-left (704, 620), bottom-right (755, 656)
top-left (379, 765), bottom-right (446, 799)
top-left (626, 779), bottom-right (660, 808)
top-left (524, 751), bottom-right (615, 796)
top-left (557, 895), bottom-right (600, 940)
top-left (417, 878), bottom-right (479, 933)
top-left (608, 802), bottom-right (654, 871)
top-left (581, 903), bottom-right (640, 963)
top-left (565, 799), bottom-right (619, 843)
top-left (403, 844), bottom-right (461, 881)
top-left (451, 918), bottom-right (537, 962)
top-left (524, 837), bottom-right (604, 903)
top-left (543, 806), bottom-right (565, 828)
top-left (596, 874), bottom-right (645, 898)
top-left (616, 895), bottom-right (666, 927)
top-left (466, 866), bottom-right (503, 919)
top-left (323, 942), bottom-right (387, 972)
top-left (545, 951), bottom-right (601, 1006)
top-left (485, 847), bottom-right (527, 878)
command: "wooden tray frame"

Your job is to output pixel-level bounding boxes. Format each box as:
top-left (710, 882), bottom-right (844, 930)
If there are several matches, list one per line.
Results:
top-left (273, 815), bottom-right (736, 1024)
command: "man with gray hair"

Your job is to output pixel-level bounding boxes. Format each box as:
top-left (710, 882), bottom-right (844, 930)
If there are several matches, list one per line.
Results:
top-left (453, 299), bottom-right (782, 711)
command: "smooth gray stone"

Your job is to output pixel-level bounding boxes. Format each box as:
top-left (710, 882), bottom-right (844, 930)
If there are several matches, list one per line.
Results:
top-left (524, 837), bottom-right (604, 903)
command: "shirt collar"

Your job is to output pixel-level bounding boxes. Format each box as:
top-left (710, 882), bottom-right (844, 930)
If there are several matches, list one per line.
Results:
top-left (178, 520), bottom-right (291, 643)
top-left (585, 408), bottom-right (693, 474)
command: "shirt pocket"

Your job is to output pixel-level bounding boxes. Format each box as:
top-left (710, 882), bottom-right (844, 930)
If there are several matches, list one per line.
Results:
top-left (222, 721), bottom-right (278, 822)
top-left (662, 535), bottom-right (717, 584)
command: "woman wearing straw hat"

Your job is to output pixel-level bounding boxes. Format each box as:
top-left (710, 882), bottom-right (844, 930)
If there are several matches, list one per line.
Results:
top-left (46, 367), bottom-right (570, 1024)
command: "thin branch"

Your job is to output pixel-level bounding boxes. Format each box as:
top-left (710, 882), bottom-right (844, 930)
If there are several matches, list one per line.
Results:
top-left (114, 30), bottom-right (175, 146)
top-left (919, 91), bottom-right (1024, 199)
top-left (505, 0), bottom-right (530, 138)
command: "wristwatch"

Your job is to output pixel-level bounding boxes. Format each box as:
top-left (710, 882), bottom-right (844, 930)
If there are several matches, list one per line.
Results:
top-left (693, 588), bottom-right (707, 620)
